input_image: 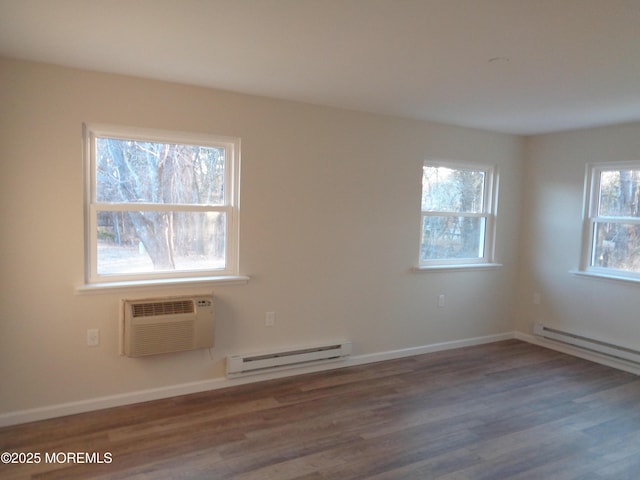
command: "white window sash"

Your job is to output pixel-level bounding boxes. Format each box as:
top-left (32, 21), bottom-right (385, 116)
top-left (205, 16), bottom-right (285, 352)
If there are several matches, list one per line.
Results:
top-left (419, 162), bottom-right (497, 267)
top-left (581, 162), bottom-right (640, 277)
top-left (84, 123), bottom-right (240, 285)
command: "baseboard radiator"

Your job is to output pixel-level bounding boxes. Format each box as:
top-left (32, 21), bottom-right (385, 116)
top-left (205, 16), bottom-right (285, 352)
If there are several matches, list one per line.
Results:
top-left (226, 342), bottom-right (352, 377)
top-left (533, 323), bottom-right (640, 364)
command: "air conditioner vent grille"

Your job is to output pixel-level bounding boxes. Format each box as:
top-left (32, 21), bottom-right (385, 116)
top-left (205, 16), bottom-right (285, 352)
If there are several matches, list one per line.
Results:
top-left (132, 320), bottom-right (195, 356)
top-left (131, 300), bottom-right (194, 318)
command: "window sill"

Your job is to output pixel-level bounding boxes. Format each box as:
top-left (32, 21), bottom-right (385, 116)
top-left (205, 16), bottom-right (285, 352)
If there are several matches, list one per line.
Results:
top-left (75, 275), bottom-right (250, 295)
top-left (569, 270), bottom-right (640, 285)
top-left (412, 263), bottom-right (503, 273)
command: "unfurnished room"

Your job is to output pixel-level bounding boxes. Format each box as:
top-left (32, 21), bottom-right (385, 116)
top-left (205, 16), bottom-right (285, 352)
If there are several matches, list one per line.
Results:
top-left (1, 1), bottom-right (640, 478)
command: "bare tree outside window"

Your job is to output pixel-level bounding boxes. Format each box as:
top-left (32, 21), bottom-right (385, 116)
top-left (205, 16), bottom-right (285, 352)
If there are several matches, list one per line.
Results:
top-left (85, 125), bottom-right (240, 283)
top-left (591, 169), bottom-right (640, 273)
top-left (419, 163), bottom-right (496, 266)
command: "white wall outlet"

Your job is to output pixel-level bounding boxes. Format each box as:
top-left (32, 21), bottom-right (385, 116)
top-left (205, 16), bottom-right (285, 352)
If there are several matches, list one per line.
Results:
top-left (87, 328), bottom-right (100, 346)
top-left (533, 292), bottom-right (541, 305)
top-left (437, 294), bottom-right (446, 308)
top-left (265, 312), bottom-right (276, 327)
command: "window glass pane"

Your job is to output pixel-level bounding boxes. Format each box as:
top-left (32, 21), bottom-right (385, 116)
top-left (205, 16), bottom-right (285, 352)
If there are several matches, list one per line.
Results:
top-left (598, 169), bottom-right (640, 217)
top-left (420, 216), bottom-right (484, 261)
top-left (592, 222), bottom-right (640, 272)
top-left (422, 166), bottom-right (485, 213)
top-left (96, 137), bottom-right (225, 205)
top-left (97, 211), bottom-right (226, 275)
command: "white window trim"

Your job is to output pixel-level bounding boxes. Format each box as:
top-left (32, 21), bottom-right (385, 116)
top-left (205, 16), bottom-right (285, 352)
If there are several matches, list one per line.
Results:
top-left (412, 263), bottom-right (502, 273)
top-left (417, 160), bottom-right (499, 270)
top-left (570, 269), bottom-right (640, 285)
top-left (81, 123), bottom-right (244, 290)
top-left (578, 161), bottom-right (640, 282)
top-left (75, 274), bottom-right (250, 295)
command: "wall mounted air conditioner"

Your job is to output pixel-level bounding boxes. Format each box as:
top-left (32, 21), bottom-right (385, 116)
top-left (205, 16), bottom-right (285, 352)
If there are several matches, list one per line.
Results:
top-left (121, 295), bottom-right (214, 357)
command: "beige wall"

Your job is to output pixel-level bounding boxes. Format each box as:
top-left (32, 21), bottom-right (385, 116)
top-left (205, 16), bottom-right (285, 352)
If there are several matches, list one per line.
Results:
top-left (0, 58), bottom-right (525, 414)
top-left (517, 123), bottom-right (640, 349)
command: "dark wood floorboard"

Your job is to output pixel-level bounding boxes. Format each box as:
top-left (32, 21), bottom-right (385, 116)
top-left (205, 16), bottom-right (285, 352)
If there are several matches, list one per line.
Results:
top-left (2, 340), bottom-right (640, 479)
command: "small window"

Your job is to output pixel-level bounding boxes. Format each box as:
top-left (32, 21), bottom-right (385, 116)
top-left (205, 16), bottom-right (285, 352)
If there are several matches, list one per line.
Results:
top-left (84, 124), bottom-right (240, 284)
top-left (419, 161), bottom-right (497, 267)
top-left (581, 163), bottom-right (640, 280)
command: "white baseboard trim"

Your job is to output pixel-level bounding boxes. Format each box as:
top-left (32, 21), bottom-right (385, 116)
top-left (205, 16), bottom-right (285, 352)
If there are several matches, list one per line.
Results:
top-left (0, 378), bottom-right (224, 428)
top-left (0, 331), bottom-right (515, 427)
top-left (515, 331), bottom-right (640, 377)
top-left (347, 331), bottom-right (516, 366)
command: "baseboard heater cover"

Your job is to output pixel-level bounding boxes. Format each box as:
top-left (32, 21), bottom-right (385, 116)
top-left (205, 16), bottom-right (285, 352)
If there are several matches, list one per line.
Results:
top-left (533, 323), bottom-right (640, 365)
top-left (226, 342), bottom-right (352, 377)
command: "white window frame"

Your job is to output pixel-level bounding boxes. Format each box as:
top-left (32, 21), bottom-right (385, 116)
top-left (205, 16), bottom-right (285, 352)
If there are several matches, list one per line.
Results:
top-left (579, 161), bottom-right (640, 282)
top-left (417, 160), bottom-right (499, 270)
top-left (82, 123), bottom-right (242, 288)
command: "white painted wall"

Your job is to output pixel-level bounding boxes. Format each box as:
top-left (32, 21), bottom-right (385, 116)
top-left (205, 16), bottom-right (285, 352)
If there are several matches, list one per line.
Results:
top-left (0, 58), bottom-right (524, 416)
top-left (517, 123), bottom-right (640, 350)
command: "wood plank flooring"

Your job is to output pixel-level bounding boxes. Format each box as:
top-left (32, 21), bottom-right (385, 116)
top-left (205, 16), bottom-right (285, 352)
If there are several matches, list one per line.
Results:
top-left (2, 340), bottom-right (640, 479)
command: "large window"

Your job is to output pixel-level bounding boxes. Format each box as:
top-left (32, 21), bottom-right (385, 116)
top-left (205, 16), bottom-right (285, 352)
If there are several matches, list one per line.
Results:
top-left (419, 161), bottom-right (497, 267)
top-left (581, 163), bottom-right (640, 280)
top-left (84, 124), bottom-right (240, 284)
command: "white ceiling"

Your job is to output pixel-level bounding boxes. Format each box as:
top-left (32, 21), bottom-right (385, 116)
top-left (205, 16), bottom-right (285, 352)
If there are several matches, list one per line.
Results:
top-left (1, 0), bottom-right (639, 135)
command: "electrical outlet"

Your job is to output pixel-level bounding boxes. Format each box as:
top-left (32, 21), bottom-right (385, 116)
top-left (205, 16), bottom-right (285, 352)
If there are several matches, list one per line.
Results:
top-left (87, 328), bottom-right (100, 346)
top-left (265, 312), bottom-right (276, 327)
top-left (533, 292), bottom-right (541, 305)
top-left (438, 294), bottom-right (446, 308)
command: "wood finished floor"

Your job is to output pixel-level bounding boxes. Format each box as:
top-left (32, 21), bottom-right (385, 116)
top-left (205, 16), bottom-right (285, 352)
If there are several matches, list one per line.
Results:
top-left (2, 340), bottom-right (640, 479)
